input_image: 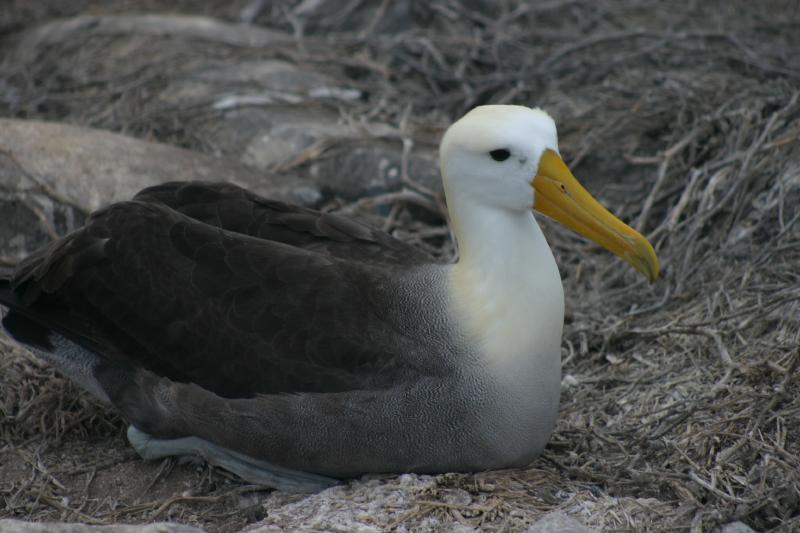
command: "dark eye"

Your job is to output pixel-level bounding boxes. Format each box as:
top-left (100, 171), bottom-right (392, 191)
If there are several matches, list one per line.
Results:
top-left (489, 149), bottom-right (511, 162)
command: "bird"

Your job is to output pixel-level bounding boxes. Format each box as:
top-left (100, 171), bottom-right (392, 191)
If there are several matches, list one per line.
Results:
top-left (0, 105), bottom-right (658, 492)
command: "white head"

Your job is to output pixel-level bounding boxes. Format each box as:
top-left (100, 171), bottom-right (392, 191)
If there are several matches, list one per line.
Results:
top-left (439, 105), bottom-right (659, 282)
top-left (440, 105), bottom-right (558, 213)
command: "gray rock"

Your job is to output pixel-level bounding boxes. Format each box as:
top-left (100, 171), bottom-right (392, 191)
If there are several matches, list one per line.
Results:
top-left (15, 15), bottom-right (288, 61)
top-left (0, 520), bottom-right (204, 533)
top-left (204, 107), bottom-right (345, 171)
top-left (0, 119), bottom-right (315, 259)
top-left (711, 522), bottom-right (757, 533)
top-left (525, 511), bottom-right (600, 533)
top-left (4, 15), bottom-right (441, 210)
top-left (243, 474), bottom-right (439, 533)
top-left (311, 142), bottom-right (440, 201)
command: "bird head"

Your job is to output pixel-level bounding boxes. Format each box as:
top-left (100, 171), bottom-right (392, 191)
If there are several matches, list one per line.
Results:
top-left (440, 105), bottom-right (659, 282)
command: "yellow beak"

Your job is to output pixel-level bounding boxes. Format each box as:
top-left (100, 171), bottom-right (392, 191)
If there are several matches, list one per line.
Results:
top-left (532, 149), bottom-right (659, 283)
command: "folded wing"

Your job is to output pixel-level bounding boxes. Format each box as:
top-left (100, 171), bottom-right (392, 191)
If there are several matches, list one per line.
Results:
top-left (5, 182), bottom-right (446, 399)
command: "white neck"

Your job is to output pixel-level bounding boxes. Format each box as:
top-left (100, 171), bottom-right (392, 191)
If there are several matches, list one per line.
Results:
top-left (446, 194), bottom-right (565, 375)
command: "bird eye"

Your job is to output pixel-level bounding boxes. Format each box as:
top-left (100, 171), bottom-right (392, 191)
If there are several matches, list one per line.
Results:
top-left (489, 149), bottom-right (511, 162)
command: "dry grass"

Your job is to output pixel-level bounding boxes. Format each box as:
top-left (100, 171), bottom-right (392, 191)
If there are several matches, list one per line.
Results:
top-left (1, 0), bottom-right (800, 531)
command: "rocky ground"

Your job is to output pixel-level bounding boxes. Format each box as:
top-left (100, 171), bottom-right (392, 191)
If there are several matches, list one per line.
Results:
top-left (1, 1), bottom-right (799, 531)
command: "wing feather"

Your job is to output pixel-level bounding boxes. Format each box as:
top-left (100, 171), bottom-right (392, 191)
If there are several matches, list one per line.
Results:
top-left (135, 181), bottom-right (435, 265)
top-left (7, 182), bottom-right (447, 399)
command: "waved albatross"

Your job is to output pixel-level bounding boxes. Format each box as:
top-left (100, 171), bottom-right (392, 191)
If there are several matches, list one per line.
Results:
top-left (0, 105), bottom-right (658, 492)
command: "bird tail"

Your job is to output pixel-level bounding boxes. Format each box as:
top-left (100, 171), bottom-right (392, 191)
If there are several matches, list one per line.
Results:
top-left (1, 264), bottom-right (111, 403)
top-left (0, 272), bottom-right (17, 310)
top-left (0, 272), bottom-right (55, 351)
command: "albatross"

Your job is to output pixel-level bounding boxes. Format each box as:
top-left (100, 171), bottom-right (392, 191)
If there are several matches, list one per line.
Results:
top-left (0, 105), bottom-right (658, 492)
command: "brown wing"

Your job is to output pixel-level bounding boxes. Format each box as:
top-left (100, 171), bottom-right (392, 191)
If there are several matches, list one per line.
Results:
top-left (7, 182), bottom-right (447, 398)
top-left (134, 181), bottom-right (434, 266)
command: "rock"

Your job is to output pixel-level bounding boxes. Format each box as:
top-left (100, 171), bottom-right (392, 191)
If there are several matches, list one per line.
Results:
top-left (207, 109), bottom-right (440, 202)
top-left (204, 107), bottom-right (345, 172)
top-left (440, 488), bottom-right (472, 507)
top-left (0, 520), bottom-right (204, 533)
top-left (310, 142), bottom-right (440, 200)
top-left (525, 512), bottom-right (600, 533)
top-left (243, 474), bottom-right (439, 532)
top-left (0, 119), bottom-right (316, 259)
top-left (710, 522), bottom-right (757, 533)
top-left (15, 15), bottom-right (288, 61)
top-left (4, 15), bottom-right (442, 211)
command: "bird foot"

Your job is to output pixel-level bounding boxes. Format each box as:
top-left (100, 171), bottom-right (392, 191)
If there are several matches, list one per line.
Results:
top-left (126, 425), bottom-right (339, 493)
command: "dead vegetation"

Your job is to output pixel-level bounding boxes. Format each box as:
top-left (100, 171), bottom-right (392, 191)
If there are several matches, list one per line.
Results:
top-left (1, 0), bottom-right (799, 531)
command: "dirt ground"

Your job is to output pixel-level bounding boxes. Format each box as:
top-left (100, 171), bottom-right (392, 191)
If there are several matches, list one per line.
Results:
top-left (1, 1), bottom-right (799, 531)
